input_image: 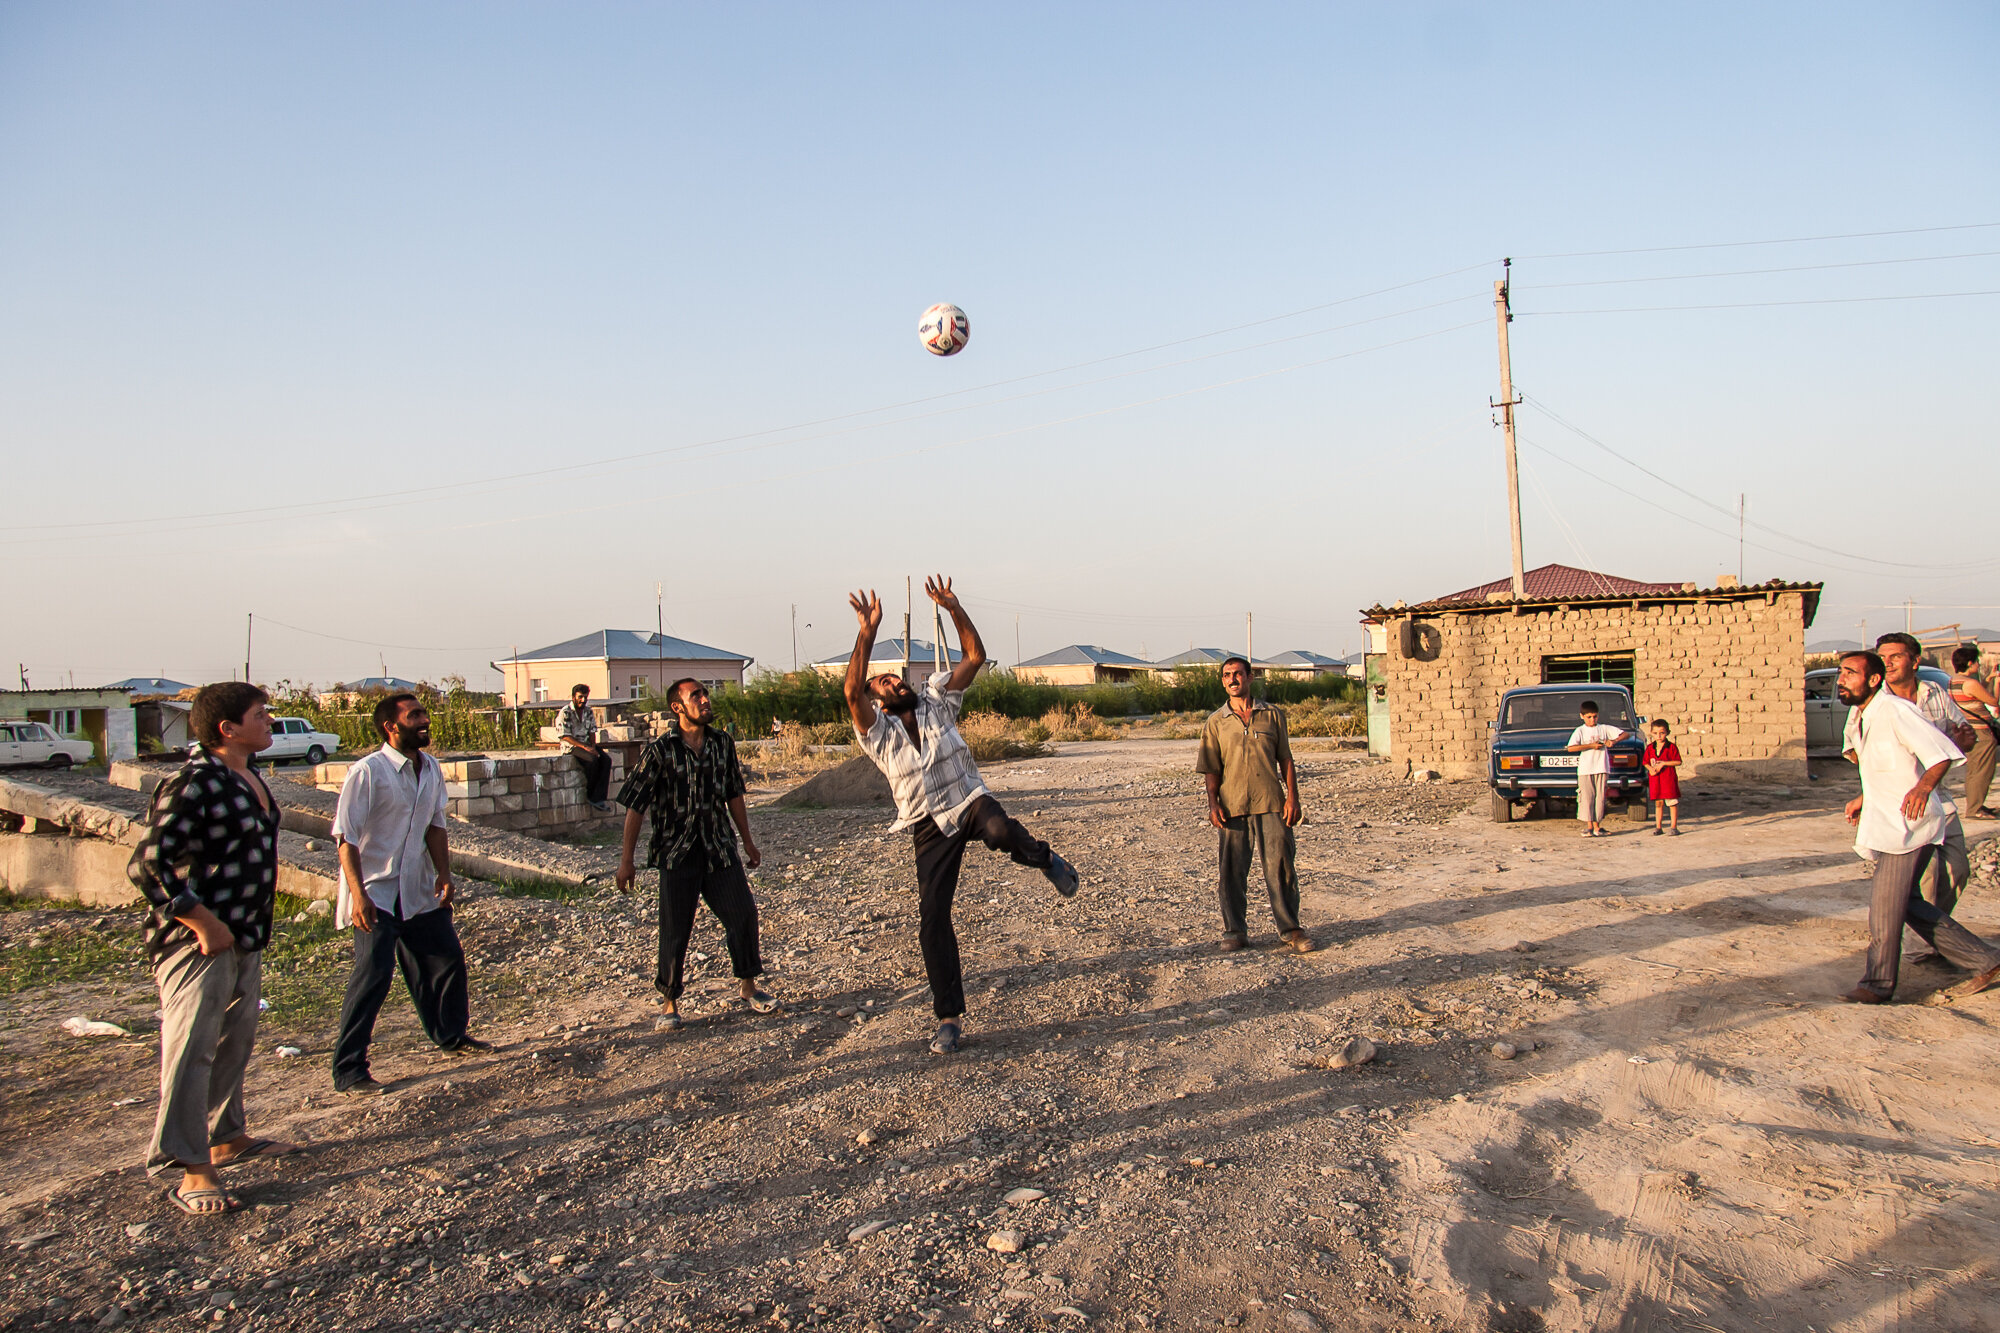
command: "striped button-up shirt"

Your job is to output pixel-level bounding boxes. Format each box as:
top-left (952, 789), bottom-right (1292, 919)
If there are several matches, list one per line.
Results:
top-left (854, 672), bottom-right (989, 836)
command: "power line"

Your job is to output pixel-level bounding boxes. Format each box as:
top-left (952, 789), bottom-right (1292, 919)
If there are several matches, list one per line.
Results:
top-left (1516, 221), bottom-right (2000, 261)
top-left (1520, 396), bottom-right (2000, 575)
top-left (1519, 288), bottom-right (2000, 315)
top-left (1527, 249), bottom-right (2000, 290)
top-left (250, 615), bottom-right (510, 655)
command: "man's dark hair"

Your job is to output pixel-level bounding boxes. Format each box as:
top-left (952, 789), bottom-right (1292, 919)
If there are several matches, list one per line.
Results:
top-left (666, 677), bottom-right (703, 711)
top-left (1842, 650), bottom-right (1886, 684)
top-left (1219, 656), bottom-right (1251, 676)
top-left (571, 683), bottom-right (589, 698)
top-left (192, 682), bottom-right (268, 747)
top-left (1579, 700), bottom-right (1599, 714)
top-left (1954, 644), bottom-right (1980, 672)
top-left (1875, 632), bottom-right (1923, 660)
top-left (373, 692), bottom-right (419, 742)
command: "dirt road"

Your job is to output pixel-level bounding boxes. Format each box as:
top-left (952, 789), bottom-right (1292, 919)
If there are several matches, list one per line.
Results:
top-left (3, 741), bottom-right (1996, 1332)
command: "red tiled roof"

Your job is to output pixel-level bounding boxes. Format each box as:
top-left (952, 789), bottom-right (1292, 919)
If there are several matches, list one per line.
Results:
top-left (1431, 563), bottom-right (1688, 604)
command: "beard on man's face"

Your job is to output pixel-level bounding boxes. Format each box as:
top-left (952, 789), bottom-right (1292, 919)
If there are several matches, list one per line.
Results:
top-left (1836, 682), bottom-right (1875, 707)
top-left (392, 720), bottom-right (432, 749)
top-left (877, 681), bottom-right (918, 712)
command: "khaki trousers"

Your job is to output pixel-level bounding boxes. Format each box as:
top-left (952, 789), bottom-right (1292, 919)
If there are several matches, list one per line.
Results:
top-left (1964, 719), bottom-right (1998, 813)
top-left (148, 944), bottom-right (261, 1176)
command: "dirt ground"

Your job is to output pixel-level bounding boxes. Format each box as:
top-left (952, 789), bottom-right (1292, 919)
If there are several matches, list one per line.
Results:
top-left (4, 741), bottom-right (1998, 1333)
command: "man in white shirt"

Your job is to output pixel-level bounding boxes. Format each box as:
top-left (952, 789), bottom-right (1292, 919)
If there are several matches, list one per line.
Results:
top-left (331, 693), bottom-right (489, 1094)
top-left (1871, 633), bottom-right (1973, 917)
top-left (844, 577), bottom-right (1079, 1056)
top-left (555, 684), bottom-right (614, 812)
top-left (1565, 701), bottom-right (1629, 838)
top-left (1835, 651), bottom-right (2000, 1005)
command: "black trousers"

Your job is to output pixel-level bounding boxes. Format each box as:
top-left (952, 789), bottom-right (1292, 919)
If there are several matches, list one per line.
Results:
top-left (571, 747), bottom-right (612, 804)
top-left (332, 901), bottom-right (469, 1089)
top-left (910, 795), bottom-right (1051, 1020)
top-left (656, 846), bottom-right (763, 1002)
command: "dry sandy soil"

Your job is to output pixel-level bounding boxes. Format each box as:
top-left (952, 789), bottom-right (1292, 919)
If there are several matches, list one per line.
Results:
top-left (4, 741), bottom-right (1999, 1333)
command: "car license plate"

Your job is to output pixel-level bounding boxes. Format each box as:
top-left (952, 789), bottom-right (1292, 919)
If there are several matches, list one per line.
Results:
top-left (1540, 755), bottom-right (1579, 768)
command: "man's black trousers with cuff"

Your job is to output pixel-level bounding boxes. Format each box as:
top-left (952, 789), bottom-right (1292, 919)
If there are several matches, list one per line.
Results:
top-left (656, 846), bottom-right (763, 1002)
top-left (571, 747), bottom-right (612, 804)
top-left (332, 901), bottom-right (469, 1090)
top-left (910, 795), bottom-right (1051, 1020)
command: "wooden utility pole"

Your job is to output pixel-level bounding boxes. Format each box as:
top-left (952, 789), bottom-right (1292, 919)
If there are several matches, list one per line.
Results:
top-left (1738, 495), bottom-right (1746, 583)
top-left (791, 604), bottom-right (798, 672)
top-left (244, 613), bottom-right (254, 685)
top-left (1246, 612), bottom-right (1254, 668)
top-left (904, 576), bottom-right (913, 683)
top-left (1493, 259), bottom-right (1526, 599)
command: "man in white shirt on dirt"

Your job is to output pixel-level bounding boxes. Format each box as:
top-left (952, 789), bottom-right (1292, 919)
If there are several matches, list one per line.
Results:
top-left (1868, 633), bottom-right (1975, 919)
top-left (1835, 650), bottom-right (2000, 1005)
top-left (1565, 700), bottom-right (1629, 838)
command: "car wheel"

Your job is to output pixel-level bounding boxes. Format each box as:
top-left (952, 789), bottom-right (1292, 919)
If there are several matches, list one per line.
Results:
top-left (47, 754), bottom-right (73, 770)
top-left (1490, 790), bottom-right (1513, 823)
top-left (306, 745), bottom-right (327, 765)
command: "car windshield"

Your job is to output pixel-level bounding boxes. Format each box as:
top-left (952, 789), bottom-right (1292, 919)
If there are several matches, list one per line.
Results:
top-left (1501, 691), bottom-right (1635, 732)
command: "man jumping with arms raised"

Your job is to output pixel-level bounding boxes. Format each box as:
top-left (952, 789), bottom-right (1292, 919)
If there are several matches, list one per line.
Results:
top-left (845, 576), bottom-right (1080, 1055)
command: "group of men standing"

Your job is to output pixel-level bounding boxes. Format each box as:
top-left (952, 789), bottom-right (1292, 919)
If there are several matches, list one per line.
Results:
top-left (123, 585), bottom-right (1996, 1218)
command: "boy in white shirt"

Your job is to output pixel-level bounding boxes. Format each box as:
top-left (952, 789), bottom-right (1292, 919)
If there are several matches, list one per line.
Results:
top-left (1566, 701), bottom-right (1630, 838)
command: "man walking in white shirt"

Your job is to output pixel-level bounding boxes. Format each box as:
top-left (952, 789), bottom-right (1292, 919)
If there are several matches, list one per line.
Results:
top-left (1871, 633), bottom-right (1974, 916)
top-left (1835, 651), bottom-right (2000, 1005)
top-left (331, 693), bottom-right (490, 1094)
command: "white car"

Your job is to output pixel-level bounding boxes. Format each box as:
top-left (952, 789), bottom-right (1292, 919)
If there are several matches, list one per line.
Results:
top-left (264, 716), bottom-right (342, 766)
top-left (0, 720), bottom-right (96, 770)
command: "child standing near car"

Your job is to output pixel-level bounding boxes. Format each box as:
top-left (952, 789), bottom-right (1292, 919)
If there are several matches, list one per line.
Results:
top-left (1566, 700), bottom-right (1629, 838)
top-left (1645, 720), bottom-right (1683, 835)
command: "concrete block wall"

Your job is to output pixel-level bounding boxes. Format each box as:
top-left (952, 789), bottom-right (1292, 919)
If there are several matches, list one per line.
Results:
top-left (313, 751), bottom-right (627, 839)
top-left (1379, 591), bottom-right (1811, 782)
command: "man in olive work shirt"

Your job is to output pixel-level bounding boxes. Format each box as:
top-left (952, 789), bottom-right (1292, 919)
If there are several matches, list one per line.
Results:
top-left (615, 678), bottom-right (777, 1029)
top-left (1197, 656), bottom-right (1313, 954)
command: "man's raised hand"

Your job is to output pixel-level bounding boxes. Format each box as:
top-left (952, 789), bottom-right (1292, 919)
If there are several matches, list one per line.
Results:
top-left (849, 590), bottom-right (883, 630)
top-left (924, 575), bottom-right (959, 610)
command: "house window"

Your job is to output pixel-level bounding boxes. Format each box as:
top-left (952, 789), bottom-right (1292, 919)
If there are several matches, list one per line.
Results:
top-left (53, 709), bottom-right (81, 735)
top-left (1541, 653), bottom-right (1636, 690)
top-left (631, 675), bottom-right (649, 696)
top-left (530, 678), bottom-right (548, 703)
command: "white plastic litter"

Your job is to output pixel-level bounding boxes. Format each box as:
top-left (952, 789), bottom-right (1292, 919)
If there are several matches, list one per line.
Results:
top-left (61, 1017), bottom-right (130, 1038)
top-left (258, 998), bottom-right (271, 1011)
top-left (275, 1046), bottom-right (305, 1058)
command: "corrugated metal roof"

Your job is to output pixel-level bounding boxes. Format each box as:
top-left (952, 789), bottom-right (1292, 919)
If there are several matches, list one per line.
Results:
top-left (1154, 647), bottom-right (1234, 668)
top-left (1433, 563), bottom-right (1688, 604)
top-left (103, 677), bottom-right (195, 693)
top-left (1265, 650), bottom-right (1342, 667)
top-left (812, 638), bottom-right (962, 666)
top-left (501, 630), bottom-right (750, 664)
top-left (1017, 644), bottom-right (1153, 668)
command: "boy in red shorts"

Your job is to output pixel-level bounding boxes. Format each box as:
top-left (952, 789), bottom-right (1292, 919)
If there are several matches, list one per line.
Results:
top-left (1645, 720), bottom-right (1683, 835)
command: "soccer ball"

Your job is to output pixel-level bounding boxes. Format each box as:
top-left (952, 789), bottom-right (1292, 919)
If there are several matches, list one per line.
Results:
top-left (919, 303), bottom-right (970, 356)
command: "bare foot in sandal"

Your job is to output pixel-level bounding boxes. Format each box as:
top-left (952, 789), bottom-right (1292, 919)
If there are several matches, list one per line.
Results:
top-left (212, 1134), bottom-right (301, 1166)
top-left (170, 1163), bottom-right (239, 1215)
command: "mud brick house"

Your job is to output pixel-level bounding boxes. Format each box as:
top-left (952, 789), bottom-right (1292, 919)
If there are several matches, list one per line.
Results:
top-left (1360, 564), bottom-right (1821, 781)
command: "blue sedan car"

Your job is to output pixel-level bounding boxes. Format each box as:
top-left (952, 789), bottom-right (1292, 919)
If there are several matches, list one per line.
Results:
top-left (1488, 683), bottom-right (1648, 823)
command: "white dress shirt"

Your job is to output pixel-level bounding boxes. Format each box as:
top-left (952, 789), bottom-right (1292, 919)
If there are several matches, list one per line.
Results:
top-left (332, 744), bottom-right (450, 922)
top-left (1844, 680), bottom-right (1971, 817)
top-left (1844, 691), bottom-right (1962, 858)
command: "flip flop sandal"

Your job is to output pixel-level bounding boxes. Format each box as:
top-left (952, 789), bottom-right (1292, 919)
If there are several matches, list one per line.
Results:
top-left (216, 1137), bottom-right (297, 1167)
top-left (656, 1011), bottom-right (685, 1032)
top-left (167, 1187), bottom-right (240, 1216)
top-left (928, 1022), bottom-right (962, 1055)
top-left (742, 989), bottom-right (780, 1014)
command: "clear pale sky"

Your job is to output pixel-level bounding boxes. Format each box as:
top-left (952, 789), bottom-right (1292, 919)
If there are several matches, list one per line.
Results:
top-left (4, 3), bottom-right (1996, 690)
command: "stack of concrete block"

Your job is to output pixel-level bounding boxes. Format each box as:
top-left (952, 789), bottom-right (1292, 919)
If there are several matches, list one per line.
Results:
top-left (312, 751), bottom-right (627, 839)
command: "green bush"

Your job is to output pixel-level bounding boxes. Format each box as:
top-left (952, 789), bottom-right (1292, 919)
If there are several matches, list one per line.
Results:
top-left (695, 670), bottom-right (851, 737)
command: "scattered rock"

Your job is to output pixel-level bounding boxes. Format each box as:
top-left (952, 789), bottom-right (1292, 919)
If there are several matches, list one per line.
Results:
top-left (855, 1126), bottom-right (881, 1146)
top-left (986, 1229), bottom-right (1026, 1254)
top-left (303, 839), bottom-right (319, 851)
top-left (1001, 1288), bottom-right (1035, 1302)
top-left (97, 1307), bottom-right (126, 1327)
top-left (123, 1224), bottom-right (153, 1241)
top-left (1324, 1036), bottom-right (1377, 1069)
top-left (846, 1220), bottom-right (890, 1242)
top-left (305, 900), bottom-right (332, 918)
top-left (11, 1230), bottom-right (58, 1250)
top-left (1491, 1042), bottom-right (1517, 1060)
top-left (1283, 1312), bottom-right (1322, 1333)
top-left (1004, 1187), bottom-right (1047, 1205)
top-left (1511, 941), bottom-right (1537, 953)
top-left (1409, 770), bottom-right (1441, 784)
top-left (1052, 1308), bottom-right (1089, 1322)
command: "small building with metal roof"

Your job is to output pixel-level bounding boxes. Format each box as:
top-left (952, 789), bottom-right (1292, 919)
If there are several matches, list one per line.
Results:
top-left (1015, 645), bottom-right (1153, 687)
top-left (494, 631), bottom-right (752, 707)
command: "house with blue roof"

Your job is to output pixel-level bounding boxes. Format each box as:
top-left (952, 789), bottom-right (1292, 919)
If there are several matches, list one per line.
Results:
top-left (1016, 645), bottom-right (1153, 686)
top-left (494, 630), bottom-right (752, 707)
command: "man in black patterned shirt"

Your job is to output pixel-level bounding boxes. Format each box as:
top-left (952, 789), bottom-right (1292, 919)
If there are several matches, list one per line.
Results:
top-left (614, 678), bottom-right (777, 1029)
top-left (127, 683), bottom-right (300, 1215)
